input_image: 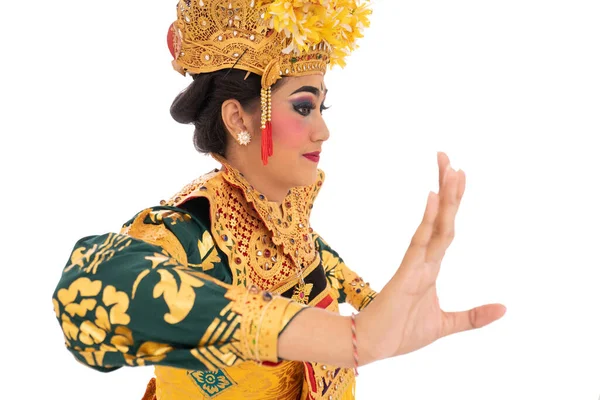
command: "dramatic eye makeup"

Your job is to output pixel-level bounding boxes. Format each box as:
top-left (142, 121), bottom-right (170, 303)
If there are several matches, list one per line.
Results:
top-left (288, 85), bottom-right (330, 116)
top-left (291, 98), bottom-right (316, 116)
top-left (291, 98), bottom-right (330, 116)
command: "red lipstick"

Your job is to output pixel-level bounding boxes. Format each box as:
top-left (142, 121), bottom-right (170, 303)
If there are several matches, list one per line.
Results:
top-left (303, 152), bottom-right (320, 163)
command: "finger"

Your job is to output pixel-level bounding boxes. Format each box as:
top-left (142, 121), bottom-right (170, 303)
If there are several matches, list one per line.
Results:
top-left (457, 169), bottom-right (466, 202)
top-left (437, 152), bottom-right (450, 190)
top-left (441, 303), bottom-right (507, 337)
top-left (427, 169), bottom-right (459, 262)
top-left (404, 191), bottom-right (439, 260)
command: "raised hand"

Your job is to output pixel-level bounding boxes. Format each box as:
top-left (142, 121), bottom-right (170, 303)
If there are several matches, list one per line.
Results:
top-left (357, 152), bottom-right (506, 363)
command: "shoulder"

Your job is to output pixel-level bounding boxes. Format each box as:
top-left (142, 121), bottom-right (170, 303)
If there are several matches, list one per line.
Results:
top-left (121, 205), bottom-right (206, 233)
top-left (119, 205), bottom-right (207, 260)
top-left (120, 177), bottom-right (227, 241)
top-left (148, 168), bottom-right (227, 225)
top-left (159, 168), bottom-right (223, 208)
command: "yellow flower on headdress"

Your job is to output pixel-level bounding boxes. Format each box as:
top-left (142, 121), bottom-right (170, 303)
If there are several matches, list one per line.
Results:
top-left (264, 0), bottom-right (372, 67)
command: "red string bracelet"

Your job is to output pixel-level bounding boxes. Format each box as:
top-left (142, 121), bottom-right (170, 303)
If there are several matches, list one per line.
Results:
top-left (351, 313), bottom-right (359, 376)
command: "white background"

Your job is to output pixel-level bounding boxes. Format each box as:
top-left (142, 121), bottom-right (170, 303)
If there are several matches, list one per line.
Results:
top-left (1, 0), bottom-right (599, 399)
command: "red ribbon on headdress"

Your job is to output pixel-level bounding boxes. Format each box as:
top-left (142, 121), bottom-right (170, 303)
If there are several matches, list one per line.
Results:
top-left (261, 121), bottom-right (273, 165)
top-left (260, 60), bottom-right (282, 166)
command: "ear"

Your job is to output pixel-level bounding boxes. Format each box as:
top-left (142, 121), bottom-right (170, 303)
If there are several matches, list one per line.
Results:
top-left (221, 99), bottom-right (250, 141)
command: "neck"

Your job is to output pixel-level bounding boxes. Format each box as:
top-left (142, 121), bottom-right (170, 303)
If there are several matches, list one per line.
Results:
top-left (221, 153), bottom-right (290, 204)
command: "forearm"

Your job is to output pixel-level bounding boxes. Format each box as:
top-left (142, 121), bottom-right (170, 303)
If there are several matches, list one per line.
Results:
top-left (277, 307), bottom-right (376, 367)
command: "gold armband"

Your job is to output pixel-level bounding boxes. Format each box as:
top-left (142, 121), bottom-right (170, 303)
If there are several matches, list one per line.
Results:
top-left (344, 275), bottom-right (378, 311)
top-left (226, 285), bottom-right (306, 363)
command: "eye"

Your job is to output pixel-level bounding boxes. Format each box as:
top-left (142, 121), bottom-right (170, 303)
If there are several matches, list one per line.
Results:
top-left (320, 103), bottom-right (330, 114)
top-left (293, 101), bottom-right (316, 116)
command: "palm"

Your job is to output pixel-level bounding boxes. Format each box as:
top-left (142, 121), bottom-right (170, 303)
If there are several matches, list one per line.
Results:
top-left (395, 274), bottom-right (445, 355)
top-left (359, 153), bottom-right (506, 362)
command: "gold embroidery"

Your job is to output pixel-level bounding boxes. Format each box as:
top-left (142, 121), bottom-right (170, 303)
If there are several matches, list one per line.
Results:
top-left (153, 267), bottom-right (206, 324)
top-left (153, 157), bottom-right (360, 399)
top-left (102, 285), bottom-right (130, 325)
top-left (132, 341), bottom-right (174, 366)
top-left (321, 248), bottom-right (344, 301)
top-left (305, 364), bottom-right (356, 400)
top-left (52, 298), bottom-right (60, 318)
top-left (147, 209), bottom-right (192, 225)
top-left (131, 251), bottom-right (176, 298)
top-left (319, 238), bottom-right (378, 311)
top-left (190, 306), bottom-right (244, 369)
top-left (55, 277), bottom-right (174, 367)
top-left (190, 231), bottom-right (222, 271)
top-left (225, 285), bottom-right (306, 363)
top-left (162, 154), bottom-right (325, 293)
top-left (130, 251), bottom-right (207, 324)
top-left (154, 360), bottom-right (304, 399)
top-left (57, 277), bottom-right (102, 318)
top-left (65, 234), bottom-right (133, 274)
top-left (121, 209), bottom-right (188, 266)
top-left (188, 369), bottom-right (236, 398)
top-left (272, 253), bottom-right (321, 296)
top-left (291, 283), bottom-right (313, 304)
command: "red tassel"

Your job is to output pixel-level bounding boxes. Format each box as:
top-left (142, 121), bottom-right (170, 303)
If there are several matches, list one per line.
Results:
top-left (268, 122), bottom-right (273, 156)
top-left (261, 121), bottom-right (272, 165)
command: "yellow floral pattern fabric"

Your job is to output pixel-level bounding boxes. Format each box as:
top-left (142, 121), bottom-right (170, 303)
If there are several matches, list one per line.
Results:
top-left (315, 234), bottom-right (377, 311)
top-left (52, 206), bottom-right (306, 372)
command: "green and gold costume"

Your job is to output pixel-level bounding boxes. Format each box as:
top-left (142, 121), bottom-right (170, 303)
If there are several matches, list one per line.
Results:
top-left (52, 156), bottom-right (377, 399)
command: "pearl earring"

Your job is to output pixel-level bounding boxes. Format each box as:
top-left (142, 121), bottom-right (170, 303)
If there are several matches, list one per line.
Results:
top-left (237, 130), bottom-right (251, 145)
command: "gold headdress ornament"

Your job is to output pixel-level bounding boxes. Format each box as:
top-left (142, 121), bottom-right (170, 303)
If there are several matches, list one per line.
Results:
top-left (167, 0), bottom-right (372, 164)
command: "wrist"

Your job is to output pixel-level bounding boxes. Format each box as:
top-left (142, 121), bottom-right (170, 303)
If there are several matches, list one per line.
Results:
top-left (354, 312), bottom-right (379, 366)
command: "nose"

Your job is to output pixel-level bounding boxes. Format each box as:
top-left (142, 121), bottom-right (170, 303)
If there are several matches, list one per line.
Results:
top-left (312, 114), bottom-right (330, 143)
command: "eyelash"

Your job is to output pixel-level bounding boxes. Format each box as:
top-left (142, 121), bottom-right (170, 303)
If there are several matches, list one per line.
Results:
top-left (293, 102), bottom-right (330, 116)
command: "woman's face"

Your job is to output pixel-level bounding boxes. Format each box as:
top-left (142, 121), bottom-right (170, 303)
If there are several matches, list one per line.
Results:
top-left (259, 74), bottom-right (330, 190)
top-left (224, 73), bottom-right (330, 202)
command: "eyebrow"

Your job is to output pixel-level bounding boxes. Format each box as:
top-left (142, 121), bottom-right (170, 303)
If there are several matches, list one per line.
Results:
top-left (289, 85), bottom-right (328, 97)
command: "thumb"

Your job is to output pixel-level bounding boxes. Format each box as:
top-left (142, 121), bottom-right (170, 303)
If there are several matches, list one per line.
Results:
top-left (442, 303), bottom-right (506, 337)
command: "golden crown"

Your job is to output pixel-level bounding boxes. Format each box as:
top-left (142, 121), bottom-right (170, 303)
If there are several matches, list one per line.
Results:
top-left (168, 0), bottom-right (372, 82)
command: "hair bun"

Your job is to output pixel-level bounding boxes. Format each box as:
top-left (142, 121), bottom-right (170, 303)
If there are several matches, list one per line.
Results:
top-left (170, 74), bottom-right (214, 124)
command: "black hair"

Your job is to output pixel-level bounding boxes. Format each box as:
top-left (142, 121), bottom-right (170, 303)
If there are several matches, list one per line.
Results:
top-left (170, 69), bottom-right (263, 156)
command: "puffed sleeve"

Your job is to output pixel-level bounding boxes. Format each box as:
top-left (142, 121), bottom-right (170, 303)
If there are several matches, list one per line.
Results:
top-left (52, 206), bottom-right (307, 372)
top-left (314, 234), bottom-right (378, 311)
